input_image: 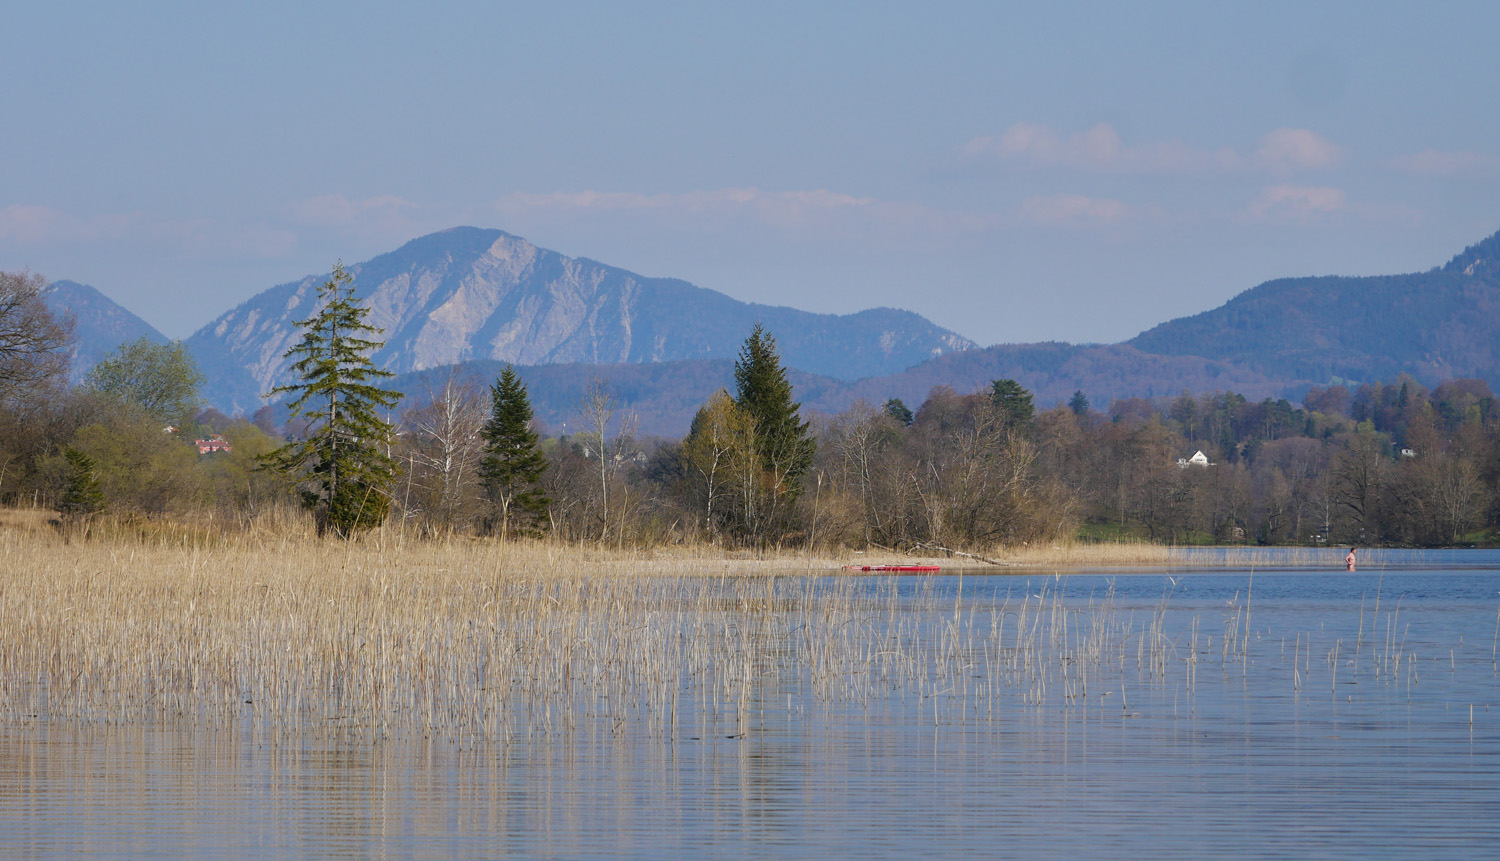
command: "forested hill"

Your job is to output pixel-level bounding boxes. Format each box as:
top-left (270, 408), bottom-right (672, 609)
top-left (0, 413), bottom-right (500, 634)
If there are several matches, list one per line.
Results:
top-left (390, 345), bottom-right (1297, 439)
top-left (1127, 229), bottom-right (1500, 386)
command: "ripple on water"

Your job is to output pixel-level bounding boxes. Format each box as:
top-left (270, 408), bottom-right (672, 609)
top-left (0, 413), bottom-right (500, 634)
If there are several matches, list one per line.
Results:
top-left (3, 554), bottom-right (1499, 859)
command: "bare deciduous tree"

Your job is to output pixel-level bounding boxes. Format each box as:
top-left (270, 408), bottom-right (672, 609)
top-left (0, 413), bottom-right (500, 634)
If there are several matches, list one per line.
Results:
top-left (403, 373), bottom-right (487, 531)
top-left (578, 379), bottom-right (638, 544)
top-left (681, 390), bottom-right (754, 539)
top-left (0, 271), bottom-right (73, 402)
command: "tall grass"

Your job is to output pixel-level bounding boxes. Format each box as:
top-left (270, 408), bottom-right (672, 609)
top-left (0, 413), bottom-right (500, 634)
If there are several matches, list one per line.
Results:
top-left (0, 516), bottom-right (1456, 738)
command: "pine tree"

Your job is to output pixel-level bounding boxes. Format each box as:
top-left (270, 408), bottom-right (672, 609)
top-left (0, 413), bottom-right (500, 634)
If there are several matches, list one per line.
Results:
top-left (1069, 390), bottom-right (1090, 416)
top-left (478, 365), bottom-right (550, 539)
top-left (732, 323), bottom-right (814, 538)
top-left (990, 378), bottom-right (1035, 430)
top-left (883, 397), bottom-right (915, 425)
top-left (263, 262), bottom-right (401, 538)
top-left (58, 447), bottom-right (105, 520)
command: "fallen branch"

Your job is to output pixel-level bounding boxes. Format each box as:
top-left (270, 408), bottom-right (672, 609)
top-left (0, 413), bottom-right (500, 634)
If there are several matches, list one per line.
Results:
top-left (911, 541), bottom-right (1016, 567)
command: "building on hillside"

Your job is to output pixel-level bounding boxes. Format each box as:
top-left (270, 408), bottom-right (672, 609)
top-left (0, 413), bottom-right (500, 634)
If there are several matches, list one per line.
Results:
top-left (196, 435), bottom-right (232, 455)
top-left (1176, 450), bottom-right (1212, 468)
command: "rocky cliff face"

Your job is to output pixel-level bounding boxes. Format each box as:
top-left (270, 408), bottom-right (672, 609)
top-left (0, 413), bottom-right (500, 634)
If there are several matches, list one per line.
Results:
top-left (186, 227), bottom-right (974, 412)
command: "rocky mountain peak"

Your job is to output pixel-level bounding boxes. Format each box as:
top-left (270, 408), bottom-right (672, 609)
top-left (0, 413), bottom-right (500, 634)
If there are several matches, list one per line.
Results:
top-left (184, 227), bottom-right (975, 413)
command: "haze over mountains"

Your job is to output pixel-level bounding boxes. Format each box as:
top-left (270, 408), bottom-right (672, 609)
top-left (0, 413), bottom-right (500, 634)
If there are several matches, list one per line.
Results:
top-left (180, 228), bottom-right (975, 414)
top-left (41, 226), bottom-right (1500, 436)
top-left (42, 280), bottom-right (169, 383)
top-left (1128, 229), bottom-right (1500, 385)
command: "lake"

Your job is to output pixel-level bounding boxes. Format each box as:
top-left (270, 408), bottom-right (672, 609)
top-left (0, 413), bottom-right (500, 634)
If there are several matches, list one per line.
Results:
top-left (3, 549), bottom-right (1498, 859)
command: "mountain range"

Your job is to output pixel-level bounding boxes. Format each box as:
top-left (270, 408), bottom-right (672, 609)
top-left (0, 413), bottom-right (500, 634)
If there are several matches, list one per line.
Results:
top-left (181, 227), bottom-right (974, 413)
top-left (1127, 230), bottom-right (1500, 385)
top-left (41, 225), bottom-right (1500, 436)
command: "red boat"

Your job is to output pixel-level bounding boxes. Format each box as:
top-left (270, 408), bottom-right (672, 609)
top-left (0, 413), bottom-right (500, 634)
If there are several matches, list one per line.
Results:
top-left (843, 564), bottom-right (942, 572)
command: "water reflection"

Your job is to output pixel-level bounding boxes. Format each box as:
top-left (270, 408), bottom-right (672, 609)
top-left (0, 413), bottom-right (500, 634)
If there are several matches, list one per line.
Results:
top-left (4, 553), bottom-right (1499, 859)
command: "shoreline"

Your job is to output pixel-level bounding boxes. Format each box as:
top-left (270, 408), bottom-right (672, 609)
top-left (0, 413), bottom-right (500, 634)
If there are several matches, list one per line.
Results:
top-left (0, 507), bottom-right (1422, 574)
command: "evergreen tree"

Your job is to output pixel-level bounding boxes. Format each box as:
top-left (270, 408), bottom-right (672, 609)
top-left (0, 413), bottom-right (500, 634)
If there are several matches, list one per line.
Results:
top-left (263, 262), bottom-right (401, 538)
top-left (478, 365), bottom-right (550, 539)
top-left (1069, 390), bottom-right (1090, 416)
top-left (732, 323), bottom-right (814, 537)
top-left (884, 397), bottom-right (915, 425)
top-left (990, 378), bottom-right (1035, 430)
top-left (57, 447), bottom-right (105, 519)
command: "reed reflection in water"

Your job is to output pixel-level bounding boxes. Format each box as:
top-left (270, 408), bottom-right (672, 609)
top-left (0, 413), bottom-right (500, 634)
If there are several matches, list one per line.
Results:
top-left (2, 555), bottom-right (1499, 858)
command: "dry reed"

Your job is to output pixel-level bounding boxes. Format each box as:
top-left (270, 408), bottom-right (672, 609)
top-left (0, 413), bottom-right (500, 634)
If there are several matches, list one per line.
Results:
top-left (0, 513), bottom-right (1455, 739)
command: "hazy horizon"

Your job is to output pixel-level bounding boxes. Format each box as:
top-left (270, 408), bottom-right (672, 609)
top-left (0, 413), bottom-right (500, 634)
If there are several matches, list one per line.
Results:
top-left (5, 2), bottom-right (1498, 345)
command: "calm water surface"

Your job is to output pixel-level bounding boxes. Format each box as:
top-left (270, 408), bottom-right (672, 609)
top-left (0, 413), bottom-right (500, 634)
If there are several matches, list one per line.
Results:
top-left (3, 549), bottom-right (1499, 859)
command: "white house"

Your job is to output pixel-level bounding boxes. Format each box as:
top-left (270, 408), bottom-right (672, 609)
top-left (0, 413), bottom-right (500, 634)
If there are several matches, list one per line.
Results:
top-left (1177, 450), bottom-right (1212, 468)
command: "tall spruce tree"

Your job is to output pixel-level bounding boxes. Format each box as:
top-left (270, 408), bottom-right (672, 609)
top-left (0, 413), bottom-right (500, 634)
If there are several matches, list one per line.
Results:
top-left (58, 447), bottom-right (105, 520)
top-left (263, 262), bottom-right (401, 538)
top-left (732, 323), bottom-right (814, 538)
top-left (1069, 389), bottom-right (1090, 416)
top-left (478, 365), bottom-right (550, 539)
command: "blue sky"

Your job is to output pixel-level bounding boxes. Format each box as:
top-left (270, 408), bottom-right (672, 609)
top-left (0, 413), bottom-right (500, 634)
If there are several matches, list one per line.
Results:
top-left (3, 2), bottom-right (1498, 346)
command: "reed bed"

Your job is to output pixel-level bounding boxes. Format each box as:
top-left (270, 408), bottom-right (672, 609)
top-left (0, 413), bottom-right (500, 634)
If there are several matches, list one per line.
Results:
top-left (0, 521), bottom-right (1461, 739)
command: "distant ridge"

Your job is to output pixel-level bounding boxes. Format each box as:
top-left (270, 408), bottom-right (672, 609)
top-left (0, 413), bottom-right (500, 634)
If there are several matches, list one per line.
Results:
top-left (1127, 229), bottom-right (1500, 386)
top-left (392, 227), bottom-right (1500, 436)
top-left (185, 227), bottom-right (975, 413)
top-left (42, 280), bottom-right (169, 383)
top-left (47, 225), bottom-right (1500, 429)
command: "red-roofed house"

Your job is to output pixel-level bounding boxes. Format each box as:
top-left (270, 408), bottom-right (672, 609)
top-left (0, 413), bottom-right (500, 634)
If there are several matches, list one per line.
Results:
top-left (196, 435), bottom-right (232, 455)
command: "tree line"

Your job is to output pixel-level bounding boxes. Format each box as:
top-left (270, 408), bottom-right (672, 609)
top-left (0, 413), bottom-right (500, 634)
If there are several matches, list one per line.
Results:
top-left (4, 266), bottom-right (1499, 548)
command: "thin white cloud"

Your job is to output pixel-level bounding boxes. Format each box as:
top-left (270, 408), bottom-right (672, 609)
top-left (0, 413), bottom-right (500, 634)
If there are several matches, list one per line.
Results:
top-left (963, 124), bottom-right (1341, 174)
top-left (964, 123), bottom-right (1243, 172)
top-left (497, 185), bottom-right (1159, 238)
top-left (286, 193), bottom-right (459, 249)
top-left (1247, 184), bottom-right (1348, 221)
top-left (1242, 184), bottom-right (1422, 225)
top-left (1018, 194), bottom-right (1131, 226)
top-left (496, 187), bottom-right (996, 236)
top-left (502, 187), bottom-right (874, 218)
top-left (1255, 128), bottom-right (1343, 173)
top-left (0, 204), bottom-right (112, 244)
top-left (964, 123), bottom-right (1121, 167)
top-left (292, 194), bottom-right (423, 228)
top-left (0, 204), bottom-right (296, 257)
top-left (1388, 149), bottom-right (1500, 176)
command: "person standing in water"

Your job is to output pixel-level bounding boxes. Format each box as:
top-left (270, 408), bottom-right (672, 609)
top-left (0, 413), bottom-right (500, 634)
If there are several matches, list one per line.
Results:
top-left (1345, 547), bottom-right (1357, 571)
